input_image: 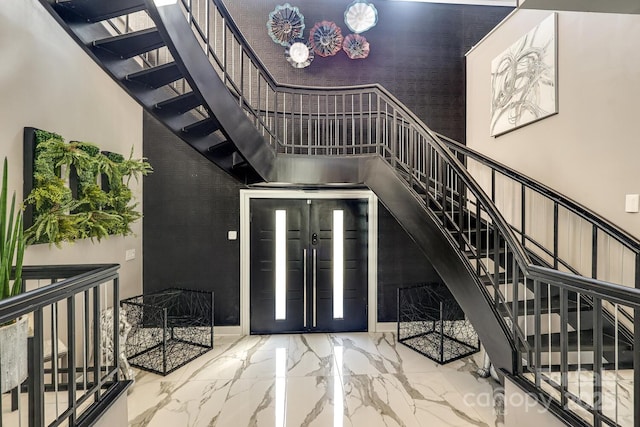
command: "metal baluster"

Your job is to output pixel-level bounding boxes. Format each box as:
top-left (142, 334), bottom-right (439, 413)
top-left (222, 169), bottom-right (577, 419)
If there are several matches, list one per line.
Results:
top-left (614, 303), bottom-right (619, 425)
top-left (368, 92), bottom-right (372, 153)
top-left (534, 280), bottom-right (541, 388)
top-left (29, 308), bottom-right (45, 427)
top-left (52, 302), bottom-right (59, 417)
top-left (553, 202), bottom-right (559, 269)
top-left (560, 288), bottom-right (568, 409)
top-left (521, 185), bottom-right (526, 247)
top-left (93, 287), bottom-right (101, 400)
top-left (593, 298), bottom-right (603, 426)
top-left (67, 295), bottom-right (77, 425)
top-left (376, 95), bottom-right (381, 155)
top-left (548, 282), bottom-right (552, 371)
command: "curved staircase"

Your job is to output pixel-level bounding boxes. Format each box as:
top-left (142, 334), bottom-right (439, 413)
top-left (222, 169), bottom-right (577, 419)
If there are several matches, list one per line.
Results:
top-left (41, 0), bottom-right (640, 425)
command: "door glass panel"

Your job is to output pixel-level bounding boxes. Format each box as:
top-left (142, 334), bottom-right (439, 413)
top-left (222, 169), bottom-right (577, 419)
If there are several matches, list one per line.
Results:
top-left (333, 209), bottom-right (344, 319)
top-left (275, 210), bottom-right (287, 320)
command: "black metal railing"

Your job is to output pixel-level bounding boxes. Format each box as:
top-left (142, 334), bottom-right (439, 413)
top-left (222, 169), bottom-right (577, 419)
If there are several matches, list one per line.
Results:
top-left (88, 1), bottom-right (639, 424)
top-left (522, 266), bottom-right (639, 427)
top-left (0, 264), bottom-right (126, 427)
top-left (439, 135), bottom-right (640, 289)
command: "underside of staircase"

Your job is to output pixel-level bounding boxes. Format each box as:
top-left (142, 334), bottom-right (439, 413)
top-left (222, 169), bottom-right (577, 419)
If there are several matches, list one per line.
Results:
top-left (42, 1), bottom-right (639, 425)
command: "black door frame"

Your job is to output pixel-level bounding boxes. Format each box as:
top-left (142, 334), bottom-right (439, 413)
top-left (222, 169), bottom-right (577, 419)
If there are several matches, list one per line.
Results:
top-left (240, 189), bottom-right (378, 335)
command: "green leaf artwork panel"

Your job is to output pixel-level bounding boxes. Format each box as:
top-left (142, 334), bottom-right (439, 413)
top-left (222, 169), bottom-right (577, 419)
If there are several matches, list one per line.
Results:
top-left (24, 128), bottom-right (152, 246)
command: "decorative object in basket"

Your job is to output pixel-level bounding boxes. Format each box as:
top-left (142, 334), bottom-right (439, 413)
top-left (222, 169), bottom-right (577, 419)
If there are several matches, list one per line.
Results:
top-left (122, 288), bottom-right (214, 376)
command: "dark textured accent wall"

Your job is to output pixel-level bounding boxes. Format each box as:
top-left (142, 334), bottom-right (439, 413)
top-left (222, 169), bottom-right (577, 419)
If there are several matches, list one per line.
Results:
top-left (223, 0), bottom-right (512, 143)
top-left (377, 203), bottom-right (444, 322)
top-left (143, 112), bottom-right (445, 325)
top-left (143, 3), bottom-right (512, 326)
top-left (143, 112), bottom-right (244, 325)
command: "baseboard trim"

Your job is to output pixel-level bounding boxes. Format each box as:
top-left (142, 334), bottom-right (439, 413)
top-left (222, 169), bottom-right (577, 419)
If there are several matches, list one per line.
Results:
top-left (214, 326), bottom-right (242, 336)
top-left (375, 322), bottom-right (398, 333)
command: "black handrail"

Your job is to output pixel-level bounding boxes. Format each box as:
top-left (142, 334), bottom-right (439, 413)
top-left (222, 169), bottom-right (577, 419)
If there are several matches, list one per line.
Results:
top-left (438, 133), bottom-right (640, 253)
top-left (207, 0), bottom-right (532, 272)
top-left (528, 265), bottom-right (640, 307)
top-left (0, 264), bottom-right (119, 325)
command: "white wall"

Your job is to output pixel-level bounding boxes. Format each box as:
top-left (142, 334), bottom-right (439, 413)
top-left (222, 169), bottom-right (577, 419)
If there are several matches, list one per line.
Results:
top-left (0, 0), bottom-right (144, 299)
top-left (466, 9), bottom-right (640, 241)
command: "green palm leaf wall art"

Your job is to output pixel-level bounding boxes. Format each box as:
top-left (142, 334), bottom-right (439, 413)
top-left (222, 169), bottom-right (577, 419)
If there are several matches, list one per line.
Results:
top-left (23, 128), bottom-right (152, 246)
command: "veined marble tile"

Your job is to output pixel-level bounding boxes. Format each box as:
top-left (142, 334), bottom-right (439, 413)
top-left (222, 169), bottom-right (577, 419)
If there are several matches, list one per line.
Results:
top-left (124, 333), bottom-right (503, 427)
top-left (285, 375), bottom-right (351, 427)
top-left (342, 373), bottom-right (423, 427)
top-left (288, 334), bottom-right (336, 377)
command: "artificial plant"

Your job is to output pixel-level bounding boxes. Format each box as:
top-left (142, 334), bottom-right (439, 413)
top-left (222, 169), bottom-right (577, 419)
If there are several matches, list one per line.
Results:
top-left (0, 157), bottom-right (25, 301)
top-left (24, 129), bottom-right (152, 246)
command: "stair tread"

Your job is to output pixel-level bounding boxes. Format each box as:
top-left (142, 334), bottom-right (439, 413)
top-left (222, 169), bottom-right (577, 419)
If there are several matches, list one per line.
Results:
top-left (514, 295), bottom-right (591, 315)
top-left (53, 0), bottom-right (146, 22)
top-left (182, 117), bottom-right (221, 137)
top-left (155, 92), bottom-right (202, 115)
top-left (93, 28), bottom-right (164, 59)
top-left (527, 330), bottom-right (633, 352)
top-left (126, 62), bottom-right (182, 89)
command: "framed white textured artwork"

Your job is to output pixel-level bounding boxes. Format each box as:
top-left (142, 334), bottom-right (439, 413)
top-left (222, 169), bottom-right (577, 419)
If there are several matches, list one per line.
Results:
top-left (490, 13), bottom-right (557, 137)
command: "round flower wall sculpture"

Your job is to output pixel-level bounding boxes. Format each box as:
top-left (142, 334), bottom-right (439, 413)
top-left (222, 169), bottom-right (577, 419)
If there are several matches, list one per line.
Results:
top-left (285, 38), bottom-right (314, 68)
top-left (267, 3), bottom-right (305, 46)
top-left (309, 21), bottom-right (343, 57)
top-left (343, 33), bottom-right (370, 59)
top-left (344, 0), bottom-right (378, 34)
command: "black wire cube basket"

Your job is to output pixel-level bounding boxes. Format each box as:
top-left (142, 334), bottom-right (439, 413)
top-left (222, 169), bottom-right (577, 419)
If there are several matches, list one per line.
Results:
top-left (398, 283), bottom-right (479, 364)
top-left (121, 288), bottom-right (214, 375)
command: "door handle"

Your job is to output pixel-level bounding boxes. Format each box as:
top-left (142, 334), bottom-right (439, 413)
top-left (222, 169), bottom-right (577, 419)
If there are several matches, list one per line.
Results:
top-left (303, 248), bottom-right (307, 328)
top-left (313, 248), bottom-right (317, 328)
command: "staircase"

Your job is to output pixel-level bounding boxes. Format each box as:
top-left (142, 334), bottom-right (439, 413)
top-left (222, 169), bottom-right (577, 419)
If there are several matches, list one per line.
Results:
top-left (41, 0), bottom-right (640, 425)
top-left (48, 0), bottom-right (272, 184)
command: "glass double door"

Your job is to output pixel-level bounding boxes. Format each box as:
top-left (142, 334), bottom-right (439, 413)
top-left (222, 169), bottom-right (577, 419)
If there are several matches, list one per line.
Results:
top-left (250, 198), bottom-right (368, 334)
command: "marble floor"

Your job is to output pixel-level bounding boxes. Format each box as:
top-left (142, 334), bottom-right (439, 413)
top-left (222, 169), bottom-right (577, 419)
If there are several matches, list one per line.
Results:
top-left (127, 332), bottom-right (503, 427)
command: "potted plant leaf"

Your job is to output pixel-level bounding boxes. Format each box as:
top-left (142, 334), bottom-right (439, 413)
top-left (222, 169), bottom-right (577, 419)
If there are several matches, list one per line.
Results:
top-left (0, 157), bottom-right (28, 393)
